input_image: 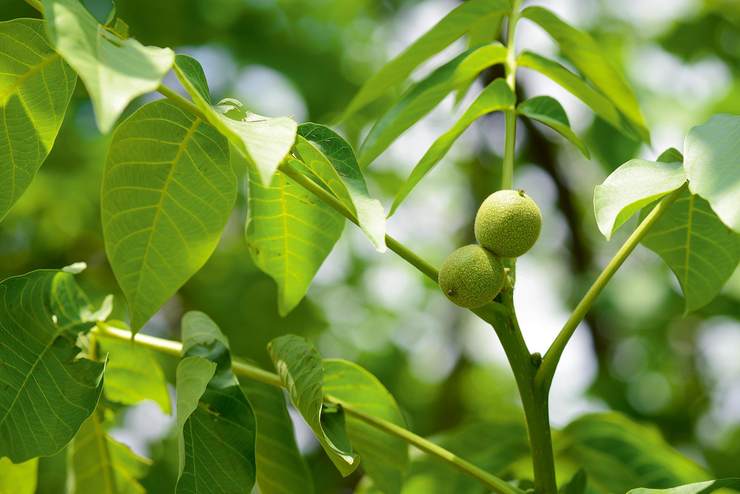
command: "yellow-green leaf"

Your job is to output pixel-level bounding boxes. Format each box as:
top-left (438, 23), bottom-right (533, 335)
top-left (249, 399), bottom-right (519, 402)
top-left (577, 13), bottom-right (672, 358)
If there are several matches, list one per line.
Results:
top-left (42, 0), bottom-right (173, 132)
top-left (246, 165), bottom-right (344, 316)
top-left (101, 100), bottom-right (236, 331)
top-left (0, 18), bottom-right (76, 221)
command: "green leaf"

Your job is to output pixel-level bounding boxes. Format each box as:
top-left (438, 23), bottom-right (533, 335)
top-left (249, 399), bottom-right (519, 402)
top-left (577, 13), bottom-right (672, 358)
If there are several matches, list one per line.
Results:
top-left (176, 311), bottom-right (257, 494)
top-left (0, 457), bottom-right (37, 494)
top-left (641, 186), bottom-right (740, 312)
top-left (684, 114), bottom-right (740, 231)
top-left (268, 335), bottom-right (359, 476)
top-left (323, 359), bottom-right (408, 494)
top-left (72, 410), bottom-right (150, 494)
top-left (296, 123), bottom-right (386, 251)
top-left (42, 0), bottom-right (174, 133)
top-left (521, 6), bottom-right (649, 142)
top-left (174, 57), bottom-right (296, 185)
top-left (342, 0), bottom-right (511, 119)
top-left (559, 469), bottom-right (588, 494)
top-left (0, 269), bottom-right (105, 462)
top-left (0, 18), bottom-right (76, 222)
top-left (242, 380), bottom-right (314, 494)
top-left (390, 79), bottom-right (514, 216)
top-left (359, 43), bottom-right (508, 167)
top-left (99, 334), bottom-right (171, 413)
top-left (559, 413), bottom-right (708, 493)
top-left (101, 99), bottom-right (236, 331)
top-left (517, 96), bottom-right (589, 157)
top-left (246, 164), bottom-right (344, 316)
top-left (517, 51), bottom-right (636, 140)
top-left (593, 159), bottom-right (686, 239)
top-left (627, 479), bottom-right (740, 494)
top-left (174, 54), bottom-right (211, 104)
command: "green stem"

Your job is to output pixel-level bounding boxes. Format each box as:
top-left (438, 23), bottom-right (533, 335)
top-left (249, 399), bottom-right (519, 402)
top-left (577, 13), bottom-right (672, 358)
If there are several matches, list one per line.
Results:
top-left (477, 292), bottom-right (558, 493)
top-left (94, 323), bottom-right (522, 494)
top-left (501, 0), bottom-right (522, 190)
top-left (535, 190), bottom-right (682, 392)
top-left (278, 161), bottom-right (440, 283)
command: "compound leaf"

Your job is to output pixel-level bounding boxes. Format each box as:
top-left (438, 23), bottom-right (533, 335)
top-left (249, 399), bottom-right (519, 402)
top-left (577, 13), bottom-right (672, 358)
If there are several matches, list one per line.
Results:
top-left (0, 18), bottom-right (76, 222)
top-left (517, 95), bottom-right (589, 157)
top-left (359, 43), bottom-right (507, 167)
top-left (641, 186), bottom-right (740, 313)
top-left (296, 123), bottom-right (386, 251)
top-left (684, 114), bottom-right (740, 232)
top-left (101, 99), bottom-right (236, 331)
top-left (521, 6), bottom-right (649, 141)
top-left (323, 359), bottom-right (408, 494)
top-left (242, 380), bottom-right (314, 494)
top-left (175, 311), bottom-right (257, 494)
top-left (268, 335), bottom-right (358, 476)
top-left (343, 0), bottom-right (511, 119)
top-left (174, 56), bottom-right (296, 185)
top-left (246, 164), bottom-right (344, 316)
top-left (0, 269), bottom-right (104, 462)
top-left (594, 159), bottom-right (686, 239)
top-left (72, 410), bottom-right (150, 494)
top-left (42, 0), bottom-right (174, 133)
top-left (390, 78), bottom-right (514, 216)
top-left (517, 51), bottom-right (636, 140)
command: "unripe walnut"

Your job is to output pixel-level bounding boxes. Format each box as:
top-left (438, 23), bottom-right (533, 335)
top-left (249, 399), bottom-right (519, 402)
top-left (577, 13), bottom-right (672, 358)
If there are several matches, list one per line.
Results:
top-left (438, 244), bottom-right (505, 308)
top-left (474, 189), bottom-right (542, 258)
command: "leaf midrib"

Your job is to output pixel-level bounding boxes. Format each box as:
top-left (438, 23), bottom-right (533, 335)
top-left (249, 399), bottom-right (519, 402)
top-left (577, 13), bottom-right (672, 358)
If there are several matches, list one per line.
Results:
top-left (129, 117), bottom-right (202, 324)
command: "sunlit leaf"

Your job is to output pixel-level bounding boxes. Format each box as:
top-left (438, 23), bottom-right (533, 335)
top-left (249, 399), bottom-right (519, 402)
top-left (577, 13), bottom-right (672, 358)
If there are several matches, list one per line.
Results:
top-left (99, 334), bottom-right (171, 413)
top-left (684, 114), bottom-right (740, 231)
top-left (517, 96), bottom-right (589, 157)
top-left (246, 164), bottom-right (344, 316)
top-left (242, 380), bottom-right (314, 494)
top-left (517, 51), bottom-right (636, 140)
top-left (72, 410), bottom-right (150, 494)
top-left (559, 413), bottom-right (708, 493)
top-left (343, 0), bottom-right (511, 119)
top-left (0, 269), bottom-right (104, 462)
top-left (521, 6), bottom-right (649, 141)
top-left (390, 79), bottom-right (514, 216)
top-left (627, 479), bottom-right (740, 494)
top-left (42, 0), bottom-right (174, 132)
top-left (268, 335), bottom-right (359, 476)
top-left (593, 159), bottom-right (686, 239)
top-left (323, 359), bottom-right (408, 494)
top-left (641, 186), bottom-right (740, 312)
top-left (175, 311), bottom-right (257, 493)
top-left (174, 56), bottom-right (296, 185)
top-left (0, 457), bottom-right (37, 494)
top-left (359, 43), bottom-right (507, 167)
top-left (101, 99), bottom-right (236, 331)
top-left (0, 18), bottom-right (76, 222)
top-left (296, 123), bottom-right (386, 251)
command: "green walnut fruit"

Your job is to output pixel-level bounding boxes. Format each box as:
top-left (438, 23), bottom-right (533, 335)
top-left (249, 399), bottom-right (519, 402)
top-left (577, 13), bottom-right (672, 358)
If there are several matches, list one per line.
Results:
top-left (474, 189), bottom-right (542, 258)
top-left (438, 244), bottom-right (505, 308)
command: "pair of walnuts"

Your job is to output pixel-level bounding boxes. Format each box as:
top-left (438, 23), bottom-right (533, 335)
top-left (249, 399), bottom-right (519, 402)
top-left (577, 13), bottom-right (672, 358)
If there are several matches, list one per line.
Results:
top-left (439, 190), bottom-right (542, 308)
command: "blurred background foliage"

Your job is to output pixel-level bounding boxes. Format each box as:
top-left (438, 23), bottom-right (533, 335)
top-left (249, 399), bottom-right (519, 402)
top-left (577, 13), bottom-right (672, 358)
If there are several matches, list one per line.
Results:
top-left (2, 0), bottom-right (739, 490)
